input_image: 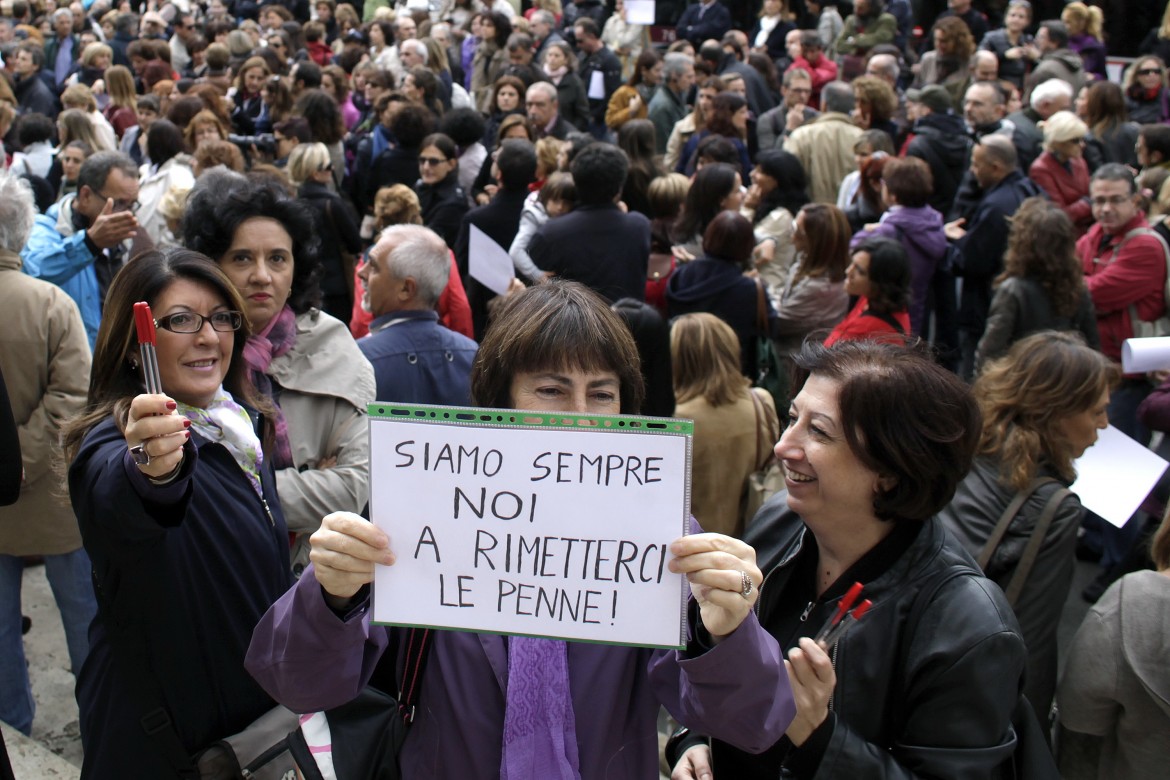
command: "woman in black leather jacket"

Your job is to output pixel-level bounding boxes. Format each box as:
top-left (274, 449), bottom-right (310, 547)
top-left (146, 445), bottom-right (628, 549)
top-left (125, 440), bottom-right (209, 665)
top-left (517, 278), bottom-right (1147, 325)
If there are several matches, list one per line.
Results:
top-left (940, 331), bottom-right (1118, 731)
top-left (415, 132), bottom-right (470, 248)
top-left (669, 340), bottom-right (1029, 780)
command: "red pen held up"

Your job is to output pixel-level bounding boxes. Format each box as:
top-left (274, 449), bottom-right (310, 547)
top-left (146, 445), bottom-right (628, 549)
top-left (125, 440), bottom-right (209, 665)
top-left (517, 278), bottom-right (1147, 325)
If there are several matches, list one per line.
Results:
top-left (134, 301), bottom-right (164, 395)
top-left (819, 599), bottom-right (872, 648)
top-left (813, 581), bottom-right (863, 645)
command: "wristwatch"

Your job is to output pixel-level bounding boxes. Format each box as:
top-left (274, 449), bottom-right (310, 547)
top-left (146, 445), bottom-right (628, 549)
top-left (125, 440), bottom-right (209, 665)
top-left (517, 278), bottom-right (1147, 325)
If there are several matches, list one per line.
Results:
top-left (129, 442), bottom-right (152, 466)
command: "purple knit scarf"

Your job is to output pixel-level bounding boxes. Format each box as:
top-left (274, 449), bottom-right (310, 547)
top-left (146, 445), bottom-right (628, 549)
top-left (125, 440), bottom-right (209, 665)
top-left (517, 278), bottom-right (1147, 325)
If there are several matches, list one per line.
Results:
top-left (501, 637), bottom-right (580, 780)
top-left (243, 305), bottom-right (297, 469)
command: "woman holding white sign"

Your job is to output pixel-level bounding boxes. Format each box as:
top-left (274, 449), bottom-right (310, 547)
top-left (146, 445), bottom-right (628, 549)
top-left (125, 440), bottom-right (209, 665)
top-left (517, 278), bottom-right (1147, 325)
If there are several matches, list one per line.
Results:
top-left (246, 280), bottom-right (795, 779)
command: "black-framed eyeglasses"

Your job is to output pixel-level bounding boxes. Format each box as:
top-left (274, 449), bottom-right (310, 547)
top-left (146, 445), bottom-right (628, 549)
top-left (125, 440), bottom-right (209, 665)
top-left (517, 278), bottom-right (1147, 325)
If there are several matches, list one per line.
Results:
top-left (1138, 68), bottom-right (1163, 76)
top-left (155, 311), bottom-right (243, 333)
top-left (419, 156), bottom-right (450, 166)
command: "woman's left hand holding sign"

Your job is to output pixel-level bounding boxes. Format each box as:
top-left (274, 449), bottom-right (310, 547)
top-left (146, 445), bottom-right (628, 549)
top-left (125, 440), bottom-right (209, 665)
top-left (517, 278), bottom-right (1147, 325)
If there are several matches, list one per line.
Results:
top-left (669, 533), bottom-right (762, 641)
top-left (309, 511), bottom-right (396, 607)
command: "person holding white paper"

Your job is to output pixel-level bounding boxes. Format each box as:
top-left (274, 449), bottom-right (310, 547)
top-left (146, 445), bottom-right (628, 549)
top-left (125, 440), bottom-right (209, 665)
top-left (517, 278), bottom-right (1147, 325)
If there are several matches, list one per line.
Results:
top-left (573, 18), bottom-right (624, 139)
top-left (939, 331), bottom-right (1118, 729)
top-left (246, 280), bottom-right (795, 780)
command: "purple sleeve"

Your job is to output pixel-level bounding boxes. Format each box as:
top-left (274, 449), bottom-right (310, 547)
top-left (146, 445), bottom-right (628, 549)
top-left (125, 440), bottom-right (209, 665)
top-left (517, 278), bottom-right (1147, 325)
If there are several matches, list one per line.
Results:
top-left (648, 610), bottom-right (795, 753)
top-left (1138, 378), bottom-right (1170, 434)
top-left (245, 564), bottom-right (391, 713)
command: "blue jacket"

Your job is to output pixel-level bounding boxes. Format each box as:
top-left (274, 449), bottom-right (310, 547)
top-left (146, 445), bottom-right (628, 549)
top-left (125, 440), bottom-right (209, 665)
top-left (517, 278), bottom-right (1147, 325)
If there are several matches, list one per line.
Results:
top-left (358, 310), bottom-right (478, 406)
top-left (70, 413), bottom-right (292, 777)
top-left (22, 197), bottom-right (101, 349)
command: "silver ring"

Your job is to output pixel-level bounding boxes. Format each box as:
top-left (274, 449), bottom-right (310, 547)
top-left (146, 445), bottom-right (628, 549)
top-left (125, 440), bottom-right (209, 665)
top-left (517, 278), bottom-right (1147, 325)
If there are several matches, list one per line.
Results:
top-left (740, 571), bottom-right (754, 599)
top-left (129, 442), bottom-right (152, 466)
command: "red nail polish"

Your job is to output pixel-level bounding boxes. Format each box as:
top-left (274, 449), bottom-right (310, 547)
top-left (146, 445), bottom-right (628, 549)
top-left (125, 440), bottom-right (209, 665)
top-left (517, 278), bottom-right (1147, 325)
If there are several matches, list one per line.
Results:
top-left (185, 431), bottom-right (191, 439)
top-left (182, 419), bottom-right (191, 428)
top-left (166, 401), bottom-right (177, 410)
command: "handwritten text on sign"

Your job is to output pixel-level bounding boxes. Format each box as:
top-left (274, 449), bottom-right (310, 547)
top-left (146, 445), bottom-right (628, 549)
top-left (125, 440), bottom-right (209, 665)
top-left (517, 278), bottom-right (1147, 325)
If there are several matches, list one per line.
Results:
top-left (369, 411), bottom-right (690, 648)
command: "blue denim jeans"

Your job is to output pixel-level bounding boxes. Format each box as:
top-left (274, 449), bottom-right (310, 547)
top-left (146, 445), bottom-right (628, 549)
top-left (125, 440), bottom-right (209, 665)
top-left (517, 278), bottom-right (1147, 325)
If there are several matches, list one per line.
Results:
top-left (0, 548), bottom-right (97, 735)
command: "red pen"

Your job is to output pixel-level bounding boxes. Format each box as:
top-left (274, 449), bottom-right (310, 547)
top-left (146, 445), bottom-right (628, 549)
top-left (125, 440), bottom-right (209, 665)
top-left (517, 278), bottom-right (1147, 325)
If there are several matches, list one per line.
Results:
top-left (813, 582), bottom-right (863, 644)
top-left (820, 600), bottom-right (873, 648)
top-left (134, 302), bottom-right (163, 395)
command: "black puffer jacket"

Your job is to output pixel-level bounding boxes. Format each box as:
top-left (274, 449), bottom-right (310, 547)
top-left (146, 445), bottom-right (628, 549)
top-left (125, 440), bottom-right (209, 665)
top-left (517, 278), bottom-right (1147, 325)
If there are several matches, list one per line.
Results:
top-left (677, 491), bottom-right (1027, 780)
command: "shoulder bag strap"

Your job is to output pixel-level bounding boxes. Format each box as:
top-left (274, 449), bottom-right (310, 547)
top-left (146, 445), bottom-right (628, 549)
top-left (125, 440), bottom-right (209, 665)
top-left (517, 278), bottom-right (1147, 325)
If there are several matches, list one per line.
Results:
top-left (397, 627), bottom-right (435, 724)
top-left (975, 477), bottom-right (1057, 571)
top-left (1002, 486), bottom-right (1072, 607)
top-left (748, 387), bottom-right (764, 471)
top-left (753, 276), bottom-right (769, 336)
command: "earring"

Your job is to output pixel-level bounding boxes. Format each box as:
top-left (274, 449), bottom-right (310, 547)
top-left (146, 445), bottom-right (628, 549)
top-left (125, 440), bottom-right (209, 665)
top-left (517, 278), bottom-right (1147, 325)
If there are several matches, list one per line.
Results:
top-left (129, 355), bottom-right (140, 370)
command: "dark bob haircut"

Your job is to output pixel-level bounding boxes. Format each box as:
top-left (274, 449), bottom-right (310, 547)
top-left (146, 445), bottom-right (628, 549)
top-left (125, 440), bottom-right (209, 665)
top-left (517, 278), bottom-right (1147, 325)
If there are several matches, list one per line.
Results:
top-left (852, 236), bottom-right (911, 314)
top-left (792, 339), bottom-right (981, 522)
top-left (471, 281), bottom-right (645, 414)
top-left (703, 210), bottom-right (756, 268)
top-left (181, 177), bottom-right (323, 315)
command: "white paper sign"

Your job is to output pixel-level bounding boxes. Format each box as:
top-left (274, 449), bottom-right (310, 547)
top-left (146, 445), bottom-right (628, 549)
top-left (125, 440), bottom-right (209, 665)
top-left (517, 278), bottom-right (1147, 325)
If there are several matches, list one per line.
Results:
top-left (1122, 337), bottom-right (1170, 373)
top-left (625, 0), bottom-right (655, 24)
top-left (588, 69), bottom-right (606, 100)
top-left (1071, 425), bottom-right (1169, 528)
top-left (369, 406), bottom-right (692, 648)
top-left (468, 224), bottom-right (514, 296)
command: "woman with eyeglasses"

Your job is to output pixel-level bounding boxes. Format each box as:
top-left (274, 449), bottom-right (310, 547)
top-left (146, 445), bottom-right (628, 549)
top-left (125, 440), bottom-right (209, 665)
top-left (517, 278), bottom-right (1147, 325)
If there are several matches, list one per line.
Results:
top-left (182, 175), bottom-right (374, 580)
top-left (62, 248), bottom-right (294, 776)
top-left (288, 142), bottom-right (362, 322)
top-left (415, 132), bottom-right (470, 248)
top-left (1124, 56), bottom-right (1170, 125)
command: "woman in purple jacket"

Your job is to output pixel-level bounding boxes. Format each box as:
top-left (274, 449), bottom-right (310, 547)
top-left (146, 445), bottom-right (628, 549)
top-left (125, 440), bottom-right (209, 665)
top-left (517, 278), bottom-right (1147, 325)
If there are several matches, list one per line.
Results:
top-left (851, 156), bottom-right (947, 336)
top-left (246, 280), bottom-right (795, 780)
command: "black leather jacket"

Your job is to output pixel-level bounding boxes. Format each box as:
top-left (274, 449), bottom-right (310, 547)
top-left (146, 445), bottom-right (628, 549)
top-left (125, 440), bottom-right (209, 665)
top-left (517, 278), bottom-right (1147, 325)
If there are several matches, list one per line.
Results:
top-left (674, 491), bottom-right (1027, 779)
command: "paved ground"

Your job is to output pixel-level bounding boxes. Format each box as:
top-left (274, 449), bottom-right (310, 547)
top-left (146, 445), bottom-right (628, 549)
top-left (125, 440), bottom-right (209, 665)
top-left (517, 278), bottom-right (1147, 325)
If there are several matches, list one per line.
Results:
top-left (11, 555), bottom-right (1099, 777)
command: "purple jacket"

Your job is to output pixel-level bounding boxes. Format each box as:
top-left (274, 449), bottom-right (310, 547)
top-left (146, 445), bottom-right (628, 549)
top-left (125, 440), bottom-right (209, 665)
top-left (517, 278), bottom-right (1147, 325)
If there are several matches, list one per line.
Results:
top-left (246, 566), bottom-right (794, 779)
top-left (853, 205), bottom-right (947, 336)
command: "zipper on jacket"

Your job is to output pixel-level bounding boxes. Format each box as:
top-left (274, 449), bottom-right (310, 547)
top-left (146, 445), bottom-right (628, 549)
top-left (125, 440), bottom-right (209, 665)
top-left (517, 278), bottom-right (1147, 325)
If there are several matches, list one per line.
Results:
top-left (799, 600), bottom-right (815, 621)
top-left (260, 497), bottom-right (275, 527)
top-left (828, 641), bottom-right (838, 712)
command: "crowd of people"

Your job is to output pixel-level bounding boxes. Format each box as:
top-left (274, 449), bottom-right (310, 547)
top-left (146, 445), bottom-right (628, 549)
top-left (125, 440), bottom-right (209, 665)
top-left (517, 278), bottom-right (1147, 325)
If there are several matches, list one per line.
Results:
top-left (2, 0), bottom-right (1170, 777)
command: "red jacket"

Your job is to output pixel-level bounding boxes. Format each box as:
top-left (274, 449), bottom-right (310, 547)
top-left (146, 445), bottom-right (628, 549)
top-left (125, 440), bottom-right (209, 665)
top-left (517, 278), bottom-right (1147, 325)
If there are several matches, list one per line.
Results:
top-left (1078, 213), bottom-right (1167, 365)
top-left (786, 55), bottom-right (838, 111)
top-left (1029, 152), bottom-right (1092, 233)
top-left (823, 298), bottom-right (910, 346)
top-left (307, 40), bottom-right (333, 67)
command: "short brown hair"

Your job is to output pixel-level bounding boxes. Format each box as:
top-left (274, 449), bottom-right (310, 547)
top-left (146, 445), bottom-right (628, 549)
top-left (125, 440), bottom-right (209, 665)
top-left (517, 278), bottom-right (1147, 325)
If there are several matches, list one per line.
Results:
top-left (793, 339), bottom-right (981, 522)
top-left (851, 75), bottom-right (898, 124)
top-left (881, 156), bottom-right (933, 208)
top-left (471, 281), bottom-right (645, 413)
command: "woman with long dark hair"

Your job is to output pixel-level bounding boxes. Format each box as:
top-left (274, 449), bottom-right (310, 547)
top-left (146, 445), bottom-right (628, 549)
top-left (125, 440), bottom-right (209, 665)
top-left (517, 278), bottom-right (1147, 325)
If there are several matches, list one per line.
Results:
top-left (1077, 81), bottom-right (1139, 170)
top-left (675, 92), bottom-right (751, 179)
top-left (415, 132), bottom-right (470, 248)
top-left (824, 236), bottom-right (911, 345)
top-left (541, 41), bottom-right (591, 131)
top-left (671, 163), bottom-right (745, 260)
top-left (743, 150), bottom-right (807, 296)
top-left (64, 249), bottom-right (292, 776)
top-left (617, 118), bottom-right (664, 217)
